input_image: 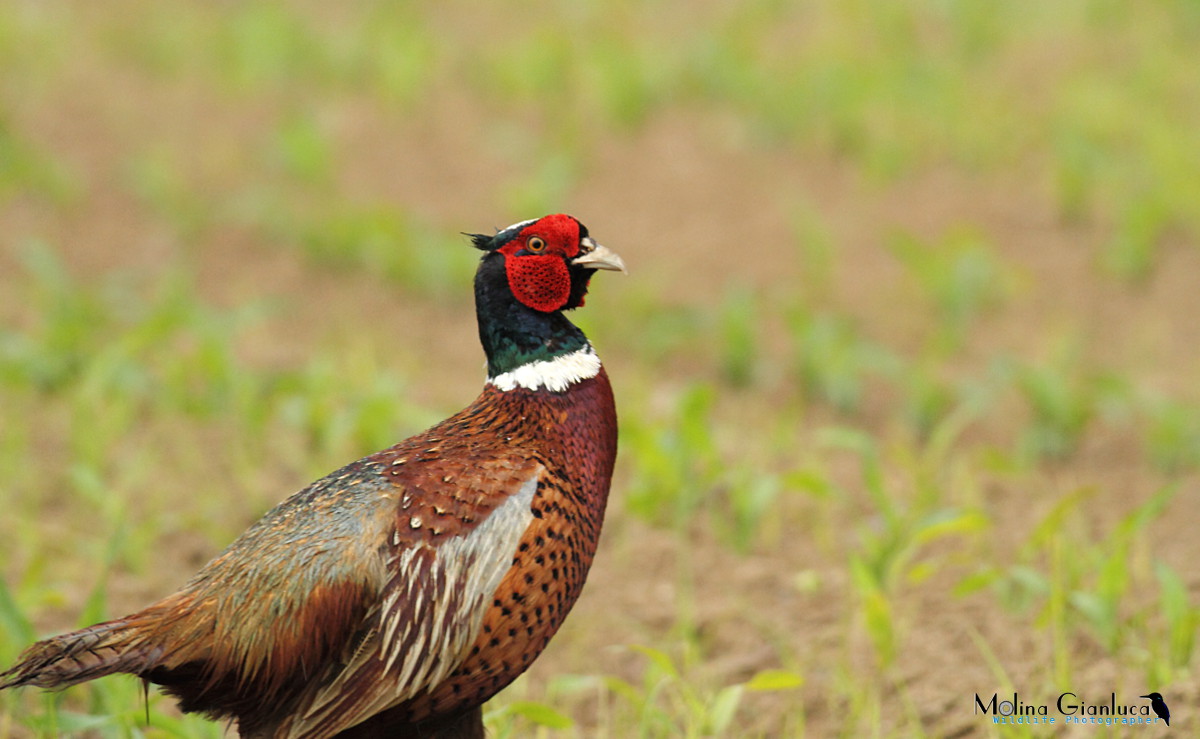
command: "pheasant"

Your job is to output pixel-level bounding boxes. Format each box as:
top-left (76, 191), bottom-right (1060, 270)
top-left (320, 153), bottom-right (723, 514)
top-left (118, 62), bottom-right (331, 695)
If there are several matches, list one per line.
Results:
top-left (0, 214), bottom-right (625, 738)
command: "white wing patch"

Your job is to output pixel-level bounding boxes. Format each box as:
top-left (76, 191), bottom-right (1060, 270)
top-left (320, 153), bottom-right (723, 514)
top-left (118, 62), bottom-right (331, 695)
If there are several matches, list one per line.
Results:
top-left (283, 470), bottom-right (541, 738)
top-left (489, 345), bottom-right (602, 393)
top-left (378, 473), bottom-right (537, 686)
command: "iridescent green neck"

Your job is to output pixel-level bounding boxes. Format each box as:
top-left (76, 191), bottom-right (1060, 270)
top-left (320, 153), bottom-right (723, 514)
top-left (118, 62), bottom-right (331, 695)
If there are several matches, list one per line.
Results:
top-left (475, 263), bottom-right (589, 378)
top-left (481, 317), bottom-right (589, 378)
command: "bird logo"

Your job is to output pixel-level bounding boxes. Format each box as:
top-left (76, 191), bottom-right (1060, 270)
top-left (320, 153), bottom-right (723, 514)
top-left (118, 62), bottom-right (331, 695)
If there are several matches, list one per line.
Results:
top-left (1140, 692), bottom-right (1170, 726)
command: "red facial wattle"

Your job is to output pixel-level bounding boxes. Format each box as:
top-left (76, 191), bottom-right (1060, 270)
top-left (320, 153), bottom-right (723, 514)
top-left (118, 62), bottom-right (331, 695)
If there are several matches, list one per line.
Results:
top-left (506, 255), bottom-right (572, 312)
top-left (498, 214), bottom-right (583, 312)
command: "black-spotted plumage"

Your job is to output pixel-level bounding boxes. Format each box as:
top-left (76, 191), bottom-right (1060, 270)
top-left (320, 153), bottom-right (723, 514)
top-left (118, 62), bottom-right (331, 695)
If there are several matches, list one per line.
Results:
top-left (0, 214), bottom-right (626, 739)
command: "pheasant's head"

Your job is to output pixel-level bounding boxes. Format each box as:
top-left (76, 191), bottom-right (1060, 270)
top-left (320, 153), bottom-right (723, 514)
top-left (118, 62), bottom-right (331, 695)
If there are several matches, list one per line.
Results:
top-left (471, 214), bottom-right (626, 313)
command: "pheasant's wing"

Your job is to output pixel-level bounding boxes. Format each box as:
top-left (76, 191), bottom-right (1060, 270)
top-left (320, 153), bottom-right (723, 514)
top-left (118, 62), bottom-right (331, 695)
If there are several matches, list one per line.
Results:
top-left (278, 461), bottom-right (544, 739)
top-left (140, 459), bottom-right (401, 721)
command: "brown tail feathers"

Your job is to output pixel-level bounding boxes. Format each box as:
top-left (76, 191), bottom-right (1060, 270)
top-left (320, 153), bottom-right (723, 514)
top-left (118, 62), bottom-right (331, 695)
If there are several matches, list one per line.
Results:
top-left (0, 617), bottom-right (160, 690)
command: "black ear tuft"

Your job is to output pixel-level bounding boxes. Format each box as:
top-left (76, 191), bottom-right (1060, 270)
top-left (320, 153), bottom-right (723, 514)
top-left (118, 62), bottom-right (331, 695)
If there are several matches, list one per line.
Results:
top-left (466, 233), bottom-right (495, 251)
top-left (467, 218), bottom-right (537, 252)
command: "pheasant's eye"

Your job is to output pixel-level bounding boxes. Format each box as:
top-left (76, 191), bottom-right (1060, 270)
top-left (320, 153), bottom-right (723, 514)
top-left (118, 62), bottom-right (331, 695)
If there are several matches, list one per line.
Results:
top-left (526, 236), bottom-right (546, 253)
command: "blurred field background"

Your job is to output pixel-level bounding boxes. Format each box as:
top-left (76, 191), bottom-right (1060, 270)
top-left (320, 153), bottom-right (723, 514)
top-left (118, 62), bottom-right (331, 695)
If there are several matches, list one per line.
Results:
top-left (3, 1), bottom-right (1200, 736)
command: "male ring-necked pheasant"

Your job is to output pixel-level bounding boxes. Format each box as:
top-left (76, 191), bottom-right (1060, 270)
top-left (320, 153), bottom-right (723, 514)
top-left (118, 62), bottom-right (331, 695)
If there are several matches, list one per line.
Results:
top-left (0, 214), bottom-right (625, 738)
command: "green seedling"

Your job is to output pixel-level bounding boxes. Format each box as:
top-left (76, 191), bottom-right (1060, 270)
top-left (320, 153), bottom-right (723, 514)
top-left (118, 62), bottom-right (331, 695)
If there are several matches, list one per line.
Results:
top-left (1143, 395), bottom-right (1200, 473)
top-left (622, 384), bottom-right (721, 529)
top-left (887, 227), bottom-right (1012, 352)
top-left (1007, 353), bottom-right (1128, 463)
top-left (598, 645), bottom-right (802, 739)
top-left (715, 285), bottom-right (759, 388)
top-left (1151, 561), bottom-right (1199, 678)
top-left (787, 309), bottom-right (899, 414)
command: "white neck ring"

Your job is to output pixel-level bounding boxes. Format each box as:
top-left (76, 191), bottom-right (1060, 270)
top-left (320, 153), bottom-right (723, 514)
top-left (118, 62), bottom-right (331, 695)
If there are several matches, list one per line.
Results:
top-left (488, 345), bottom-right (601, 393)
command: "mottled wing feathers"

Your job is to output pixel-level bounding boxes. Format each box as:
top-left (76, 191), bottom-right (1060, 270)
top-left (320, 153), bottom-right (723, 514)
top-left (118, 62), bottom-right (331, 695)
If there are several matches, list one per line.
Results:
top-left (149, 581), bottom-right (377, 724)
top-left (128, 461), bottom-right (398, 725)
top-left (277, 468), bottom-right (542, 739)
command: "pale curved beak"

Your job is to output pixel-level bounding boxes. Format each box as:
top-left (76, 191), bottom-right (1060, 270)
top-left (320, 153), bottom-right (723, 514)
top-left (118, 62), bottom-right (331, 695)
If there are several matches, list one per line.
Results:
top-left (573, 238), bottom-right (628, 274)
